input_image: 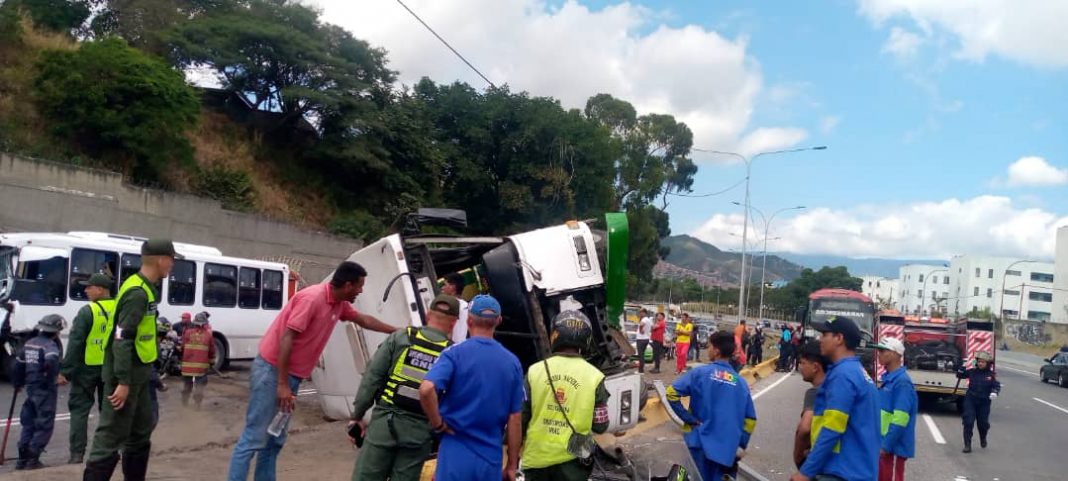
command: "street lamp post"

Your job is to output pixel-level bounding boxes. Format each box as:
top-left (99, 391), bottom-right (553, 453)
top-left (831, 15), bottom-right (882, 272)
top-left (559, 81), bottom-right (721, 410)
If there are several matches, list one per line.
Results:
top-left (735, 203), bottom-right (806, 321)
top-left (922, 268), bottom-right (948, 316)
top-left (999, 260), bottom-right (1036, 321)
top-left (698, 146), bottom-right (827, 320)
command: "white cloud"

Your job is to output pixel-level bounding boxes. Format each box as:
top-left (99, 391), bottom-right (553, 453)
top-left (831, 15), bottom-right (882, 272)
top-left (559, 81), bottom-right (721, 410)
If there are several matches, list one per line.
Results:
top-left (881, 26), bottom-right (923, 60)
top-left (311, 0), bottom-right (807, 161)
top-left (691, 195), bottom-right (1068, 259)
top-left (858, 0), bottom-right (1068, 68)
top-left (1003, 156), bottom-right (1068, 187)
top-left (819, 115), bottom-right (840, 134)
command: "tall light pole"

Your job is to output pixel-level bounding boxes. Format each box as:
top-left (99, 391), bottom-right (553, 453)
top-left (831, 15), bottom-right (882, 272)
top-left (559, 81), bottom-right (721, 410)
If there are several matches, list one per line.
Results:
top-left (699, 145), bottom-right (827, 319)
top-left (999, 260), bottom-right (1036, 321)
top-left (922, 268), bottom-right (948, 316)
top-left (739, 203), bottom-right (806, 320)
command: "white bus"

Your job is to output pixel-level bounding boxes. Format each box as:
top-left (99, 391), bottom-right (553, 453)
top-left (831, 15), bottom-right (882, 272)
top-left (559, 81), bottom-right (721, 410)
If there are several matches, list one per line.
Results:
top-left (0, 231), bottom-right (290, 374)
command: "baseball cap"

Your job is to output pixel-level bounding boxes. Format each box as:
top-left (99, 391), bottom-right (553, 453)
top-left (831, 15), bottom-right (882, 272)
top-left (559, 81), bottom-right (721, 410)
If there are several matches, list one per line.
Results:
top-left (79, 273), bottom-right (114, 289)
top-left (811, 316), bottom-right (863, 349)
top-left (874, 337), bottom-right (906, 357)
top-left (429, 294), bottom-right (461, 317)
top-left (141, 238), bottom-right (184, 259)
top-left (181, 312), bottom-right (192, 320)
top-left (469, 294), bottom-right (501, 318)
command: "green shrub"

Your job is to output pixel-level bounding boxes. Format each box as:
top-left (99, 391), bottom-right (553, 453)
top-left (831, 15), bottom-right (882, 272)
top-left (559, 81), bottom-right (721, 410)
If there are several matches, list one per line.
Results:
top-left (195, 166), bottom-right (256, 211)
top-left (33, 37), bottom-right (199, 184)
top-left (329, 211), bottom-right (387, 242)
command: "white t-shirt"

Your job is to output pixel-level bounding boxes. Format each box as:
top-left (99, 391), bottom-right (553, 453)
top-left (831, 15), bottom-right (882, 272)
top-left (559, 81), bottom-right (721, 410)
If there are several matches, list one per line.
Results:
top-left (450, 298), bottom-right (470, 344)
top-left (637, 316), bottom-right (653, 340)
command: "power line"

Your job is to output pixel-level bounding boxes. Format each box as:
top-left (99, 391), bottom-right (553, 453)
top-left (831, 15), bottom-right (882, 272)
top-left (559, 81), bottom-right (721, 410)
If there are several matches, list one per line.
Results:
top-left (667, 178), bottom-right (746, 198)
top-left (394, 0), bottom-right (497, 88)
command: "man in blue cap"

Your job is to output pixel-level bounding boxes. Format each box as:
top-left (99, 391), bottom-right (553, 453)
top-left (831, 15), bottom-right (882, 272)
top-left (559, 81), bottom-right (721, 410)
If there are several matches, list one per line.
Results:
top-left (419, 294), bottom-right (526, 481)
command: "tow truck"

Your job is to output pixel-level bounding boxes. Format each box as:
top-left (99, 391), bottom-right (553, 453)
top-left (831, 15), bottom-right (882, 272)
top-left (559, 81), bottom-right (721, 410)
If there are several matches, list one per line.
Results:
top-left (311, 209), bottom-right (644, 434)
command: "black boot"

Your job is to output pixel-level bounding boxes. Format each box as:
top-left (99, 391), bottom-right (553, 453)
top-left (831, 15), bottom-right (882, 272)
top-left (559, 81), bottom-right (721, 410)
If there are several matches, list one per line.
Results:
top-left (15, 448), bottom-right (28, 470)
top-left (83, 453), bottom-right (120, 481)
top-left (980, 435), bottom-right (988, 448)
top-left (962, 442), bottom-right (972, 453)
top-left (121, 448), bottom-right (151, 481)
top-left (23, 451), bottom-right (45, 470)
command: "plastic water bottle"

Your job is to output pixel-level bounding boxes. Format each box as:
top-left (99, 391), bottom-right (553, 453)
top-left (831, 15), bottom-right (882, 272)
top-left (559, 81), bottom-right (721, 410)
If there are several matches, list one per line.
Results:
top-left (267, 411), bottom-right (291, 437)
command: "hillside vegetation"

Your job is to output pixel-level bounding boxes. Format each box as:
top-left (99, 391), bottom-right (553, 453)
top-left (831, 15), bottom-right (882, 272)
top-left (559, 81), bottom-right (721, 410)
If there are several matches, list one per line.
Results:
top-left (0, 0), bottom-right (707, 296)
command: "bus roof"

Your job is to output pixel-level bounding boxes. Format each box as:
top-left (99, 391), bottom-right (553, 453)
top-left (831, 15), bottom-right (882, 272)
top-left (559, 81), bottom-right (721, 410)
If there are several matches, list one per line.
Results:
top-left (808, 288), bottom-right (873, 303)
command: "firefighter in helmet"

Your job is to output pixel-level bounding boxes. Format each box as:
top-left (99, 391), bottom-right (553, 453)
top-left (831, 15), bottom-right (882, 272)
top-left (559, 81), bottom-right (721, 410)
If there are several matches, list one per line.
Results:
top-left (520, 310), bottom-right (611, 481)
top-left (957, 351), bottom-right (1000, 453)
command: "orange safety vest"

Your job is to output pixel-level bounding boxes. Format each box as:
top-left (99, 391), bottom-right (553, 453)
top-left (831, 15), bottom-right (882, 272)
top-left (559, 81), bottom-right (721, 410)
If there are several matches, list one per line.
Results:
top-left (180, 326), bottom-right (214, 377)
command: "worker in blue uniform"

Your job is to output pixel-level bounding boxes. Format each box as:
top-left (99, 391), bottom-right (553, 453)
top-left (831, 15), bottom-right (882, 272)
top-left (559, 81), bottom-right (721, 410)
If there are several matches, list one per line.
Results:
top-left (13, 314), bottom-right (66, 470)
top-left (792, 316), bottom-right (880, 481)
top-left (873, 338), bottom-right (916, 481)
top-left (667, 331), bottom-right (757, 481)
top-left (957, 351), bottom-right (1000, 453)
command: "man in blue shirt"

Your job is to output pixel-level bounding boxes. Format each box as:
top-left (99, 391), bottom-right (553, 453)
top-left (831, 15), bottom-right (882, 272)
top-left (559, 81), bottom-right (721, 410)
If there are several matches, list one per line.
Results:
top-left (792, 316), bottom-right (880, 481)
top-left (667, 331), bottom-right (757, 481)
top-left (420, 294), bottom-right (525, 481)
top-left (873, 338), bottom-right (916, 481)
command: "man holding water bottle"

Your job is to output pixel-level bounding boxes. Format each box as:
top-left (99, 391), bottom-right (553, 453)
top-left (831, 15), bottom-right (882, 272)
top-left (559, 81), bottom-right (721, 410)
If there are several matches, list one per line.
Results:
top-left (227, 261), bottom-right (398, 481)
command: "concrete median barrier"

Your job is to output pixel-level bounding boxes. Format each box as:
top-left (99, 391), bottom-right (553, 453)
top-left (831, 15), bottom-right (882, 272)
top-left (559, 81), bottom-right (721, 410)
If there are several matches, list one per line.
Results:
top-left (739, 356), bottom-right (779, 384)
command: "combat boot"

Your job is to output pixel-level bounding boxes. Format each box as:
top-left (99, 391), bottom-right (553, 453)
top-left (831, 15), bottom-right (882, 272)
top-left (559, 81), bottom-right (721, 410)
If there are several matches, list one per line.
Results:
top-left (82, 453), bottom-right (120, 481)
top-left (15, 448), bottom-right (28, 470)
top-left (962, 443), bottom-right (972, 453)
top-left (69, 452), bottom-right (85, 464)
top-left (121, 447), bottom-right (151, 481)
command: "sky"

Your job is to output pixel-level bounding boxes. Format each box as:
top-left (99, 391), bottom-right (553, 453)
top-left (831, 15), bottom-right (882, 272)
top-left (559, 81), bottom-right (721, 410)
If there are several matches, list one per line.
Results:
top-left (310, 0), bottom-right (1068, 260)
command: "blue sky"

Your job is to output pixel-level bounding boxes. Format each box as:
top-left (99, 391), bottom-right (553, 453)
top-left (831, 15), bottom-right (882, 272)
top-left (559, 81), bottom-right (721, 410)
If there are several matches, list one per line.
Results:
top-left (319, 0), bottom-right (1068, 259)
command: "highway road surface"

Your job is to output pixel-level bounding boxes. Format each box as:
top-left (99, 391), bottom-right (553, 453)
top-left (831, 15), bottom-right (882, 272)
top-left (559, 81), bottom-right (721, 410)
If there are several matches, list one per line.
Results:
top-left (742, 350), bottom-right (1068, 481)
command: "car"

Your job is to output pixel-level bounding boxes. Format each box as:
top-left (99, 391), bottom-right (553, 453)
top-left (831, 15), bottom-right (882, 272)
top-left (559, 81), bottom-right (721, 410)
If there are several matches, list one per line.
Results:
top-left (1040, 351), bottom-right (1068, 387)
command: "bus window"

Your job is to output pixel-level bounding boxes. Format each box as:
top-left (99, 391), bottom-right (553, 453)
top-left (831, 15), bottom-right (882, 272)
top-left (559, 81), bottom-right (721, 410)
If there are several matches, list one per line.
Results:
top-left (263, 269), bottom-right (283, 310)
top-left (204, 263), bottom-right (237, 307)
top-left (168, 260), bottom-right (197, 305)
top-left (12, 255), bottom-right (68, 306)
top-left (69, 248), bottom-right (119, 301)
top-left (120, 254), bottom-right (141, 284)
top-left (238, 267), bottom-right (261, 309)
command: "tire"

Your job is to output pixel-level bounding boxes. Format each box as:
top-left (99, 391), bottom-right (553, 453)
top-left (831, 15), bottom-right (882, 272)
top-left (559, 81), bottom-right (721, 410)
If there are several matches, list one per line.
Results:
top-left (1060, 372), bottom-right (1067, 388)
top-left (212, 336), bottom-right (229, 372)
top-left (1040, 370), bottom-right (1048, 383)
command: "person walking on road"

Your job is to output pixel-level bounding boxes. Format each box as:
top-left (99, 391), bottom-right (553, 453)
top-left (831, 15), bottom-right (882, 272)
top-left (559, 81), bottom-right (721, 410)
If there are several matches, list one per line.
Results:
top-left (349, 294), bottom-right (459, 481)
top-left (873, 338), bottom-right (917, 481)
top-left (13, 314), bottom-right (66, 470)
top-left (419, 294), bottom-right (525, 481)
top-left (59, 273), bottom-right (114, 465)
top-left (650, 312), bottom-right (667, 374)
top-left (442, 273), bottom-right (470, 344)
top-left (674, 314), bottom-right (694, 374)
top-left (179, 312), bottom-right (216, 410)
top-left (83, 238), bottom-right (180, 481)
top-left (778, 325), bottom-right (794, 372)
top-left (794, 340), bottom-right (828, 468)
top-left (957, 351), bottom-right (1000, 453)
top-left (666, 331), bottom-right (757, 481)
top-left (791, 316), bottom-right (880, 481)
top-left (749, 326), bottom-right (765, 366)
top-left (636, 309), bottom-right (652, 373)
top-left (227, 261), bottom-right (398, 481)
top-left (521, 310), bottom-right (610, 481)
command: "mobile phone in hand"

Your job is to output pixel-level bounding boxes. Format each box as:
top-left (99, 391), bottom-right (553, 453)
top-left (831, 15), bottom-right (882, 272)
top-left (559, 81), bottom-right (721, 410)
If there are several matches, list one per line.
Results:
top-left (348, 422), bottom-right (364, 448)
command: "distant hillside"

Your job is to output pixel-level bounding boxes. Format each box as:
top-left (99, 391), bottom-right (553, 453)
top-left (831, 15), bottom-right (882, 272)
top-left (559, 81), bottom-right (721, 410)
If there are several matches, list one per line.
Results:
top-left (660, 235), bottom-right (803, 286)
top-left (775, 253), bottom-right (948, 278)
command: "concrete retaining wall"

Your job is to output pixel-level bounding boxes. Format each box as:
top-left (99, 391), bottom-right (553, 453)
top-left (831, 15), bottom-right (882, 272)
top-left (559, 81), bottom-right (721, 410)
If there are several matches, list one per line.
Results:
top-left (1002, 318), bottom-right (1068, 347)
top-left (0, 153), bottom-right (362, 281)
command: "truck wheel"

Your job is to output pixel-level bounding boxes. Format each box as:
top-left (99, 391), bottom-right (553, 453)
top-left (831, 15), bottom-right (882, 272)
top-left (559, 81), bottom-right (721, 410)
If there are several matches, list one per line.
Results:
top-left (213, 336), bottom-right (229, 372)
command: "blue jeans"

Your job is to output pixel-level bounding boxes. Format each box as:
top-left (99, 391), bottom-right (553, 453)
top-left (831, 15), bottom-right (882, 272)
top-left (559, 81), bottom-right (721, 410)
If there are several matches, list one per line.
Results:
top-left (227, 356), bottom-right (302, 481)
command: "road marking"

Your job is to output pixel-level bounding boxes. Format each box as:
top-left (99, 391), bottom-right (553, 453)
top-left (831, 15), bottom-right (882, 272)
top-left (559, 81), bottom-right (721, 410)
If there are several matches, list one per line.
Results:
top-left (921, 414), bottom-right (946, 444)
top-left (1033, 397), bottom-right (1068, 415)
top-left (297, 388), bottom-right (318, 396)
top-left (752, 372), bottom-right (792, 401)
top-left (1, 412), bottom-right (78, 428)
top-left (1000, 365), bottom-right (1037, 377)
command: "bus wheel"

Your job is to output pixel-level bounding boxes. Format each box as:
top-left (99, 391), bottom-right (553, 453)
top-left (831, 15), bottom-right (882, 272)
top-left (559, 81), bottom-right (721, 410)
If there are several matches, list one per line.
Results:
top-left (213, 336), bottom-right (229, 371)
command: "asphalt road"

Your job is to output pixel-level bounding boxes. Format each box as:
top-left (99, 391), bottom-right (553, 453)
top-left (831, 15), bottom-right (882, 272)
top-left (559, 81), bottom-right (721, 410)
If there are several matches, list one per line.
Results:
top-left (742, 352), bottom-right (1068, 481)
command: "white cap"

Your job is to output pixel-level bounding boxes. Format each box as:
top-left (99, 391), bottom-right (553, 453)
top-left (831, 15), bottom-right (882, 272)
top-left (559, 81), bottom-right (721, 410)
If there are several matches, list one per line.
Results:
top-left (875, 337), bottom-right (906, 356)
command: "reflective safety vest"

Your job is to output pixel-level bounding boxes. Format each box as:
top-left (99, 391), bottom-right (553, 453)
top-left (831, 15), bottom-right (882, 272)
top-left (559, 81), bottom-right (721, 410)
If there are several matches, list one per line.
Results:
top-left (522, 355), bottom-right (605, 469)
top-left (84, 299), bottom-right (116, 366)
top-left (379, 327), bottom-right (451, 414)
top-left (116, 275), bottom-right (159, 364)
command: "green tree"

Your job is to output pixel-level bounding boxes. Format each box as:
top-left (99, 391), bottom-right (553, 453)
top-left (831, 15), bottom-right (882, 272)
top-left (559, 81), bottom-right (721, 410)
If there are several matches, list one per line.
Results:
top-left (763, 266), bottom-right (863, 312)
top-left (33, 37), bottom-right (200, 183)
top-left (90, 0), bottom-right (230, 55)
top-left (9, 0), bottom-right (90, 34)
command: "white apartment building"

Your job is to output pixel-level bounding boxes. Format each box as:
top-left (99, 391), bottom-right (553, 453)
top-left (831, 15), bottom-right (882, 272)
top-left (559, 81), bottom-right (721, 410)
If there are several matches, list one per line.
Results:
top-left (860, 276), bottom-right (897, 308)
top-left (898, 264), bottom-right (950, 315)
top-left (947, 255), bottom-right (1056, 321)
top-left (1052, 226), bottom-right (1068, 324)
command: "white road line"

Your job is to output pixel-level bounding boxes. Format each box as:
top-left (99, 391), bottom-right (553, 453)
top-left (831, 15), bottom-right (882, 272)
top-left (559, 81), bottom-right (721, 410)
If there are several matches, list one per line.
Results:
top-left (922, 414), bottom-right (946, 445)
top-left (1033, 397), bottom-right (1068, 415)
top-left (752, 372), bottom-right (793, 401)
top-left (1, 413), bottom-right (77, 428)
top-left (297, 388), bottom-right (318, 396)
top-left (1000, 365), bottom-right (1037, 377)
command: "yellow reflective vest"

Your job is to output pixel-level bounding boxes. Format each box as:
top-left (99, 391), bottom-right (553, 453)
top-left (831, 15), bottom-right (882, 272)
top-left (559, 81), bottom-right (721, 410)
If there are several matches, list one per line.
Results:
top-left (84, 299), bottom-right (116, 366)
top-left (522, 355), bottom-right (604, 469)
top-left (116, 275), bottom-right (158, 364)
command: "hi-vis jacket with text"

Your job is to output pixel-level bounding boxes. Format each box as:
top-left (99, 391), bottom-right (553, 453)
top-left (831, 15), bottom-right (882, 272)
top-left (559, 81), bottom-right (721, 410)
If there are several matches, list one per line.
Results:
top-left (667, 360), bottom-right (757, 467)
top-left (800, 356), bottom-right (880, 481)
top-left (878, 366), bottom-right (917, 458)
